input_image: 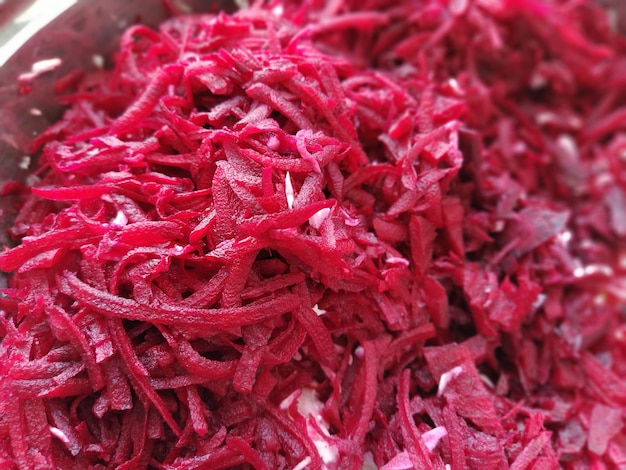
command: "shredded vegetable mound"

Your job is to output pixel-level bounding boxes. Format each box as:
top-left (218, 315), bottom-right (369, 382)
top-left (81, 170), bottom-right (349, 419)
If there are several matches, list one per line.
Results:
top-left (1, 1), bottom-right (626, 468)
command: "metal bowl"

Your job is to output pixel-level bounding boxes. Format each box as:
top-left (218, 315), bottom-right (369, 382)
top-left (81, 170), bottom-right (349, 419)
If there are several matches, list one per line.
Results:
top-left (0, 0), bottom-right (232, 284)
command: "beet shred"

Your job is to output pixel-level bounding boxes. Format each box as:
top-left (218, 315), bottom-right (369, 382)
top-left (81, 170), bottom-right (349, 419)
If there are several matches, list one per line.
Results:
top-left (1, 0), bottom-right (626, 468)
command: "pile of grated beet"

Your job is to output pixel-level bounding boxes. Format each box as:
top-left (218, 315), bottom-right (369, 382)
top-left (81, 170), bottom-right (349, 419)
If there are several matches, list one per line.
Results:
top-left (1, 0), bottom-right (626, 468)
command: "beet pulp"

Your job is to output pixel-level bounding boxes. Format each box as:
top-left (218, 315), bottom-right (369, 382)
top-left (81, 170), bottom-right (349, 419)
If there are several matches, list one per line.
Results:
top-left (1, 1), bottom-right (626, 468)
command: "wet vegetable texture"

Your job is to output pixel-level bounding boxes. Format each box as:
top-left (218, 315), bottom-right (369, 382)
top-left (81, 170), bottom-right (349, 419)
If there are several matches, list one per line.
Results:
top-left (1, 0), bottom-right (626, 468)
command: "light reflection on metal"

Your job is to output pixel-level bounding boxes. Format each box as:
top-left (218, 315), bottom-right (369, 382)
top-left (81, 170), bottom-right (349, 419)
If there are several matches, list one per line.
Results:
top-left (0, 0), bottom-right (77, 67)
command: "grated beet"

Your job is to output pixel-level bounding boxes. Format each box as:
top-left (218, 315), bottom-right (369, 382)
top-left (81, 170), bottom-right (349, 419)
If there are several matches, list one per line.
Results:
top-left (1, 0), bottom-right (626, 468)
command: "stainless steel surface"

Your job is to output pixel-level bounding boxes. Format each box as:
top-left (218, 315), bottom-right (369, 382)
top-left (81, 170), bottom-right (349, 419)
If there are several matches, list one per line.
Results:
top-left (0, 0), bottom-right (231, 288)
top-left (0, 1), bottom-right (161, 248)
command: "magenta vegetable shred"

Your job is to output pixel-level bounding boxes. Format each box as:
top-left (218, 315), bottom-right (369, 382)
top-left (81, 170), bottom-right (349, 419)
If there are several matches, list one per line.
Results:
top-left (2, 0), bottom-right (626, 468)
